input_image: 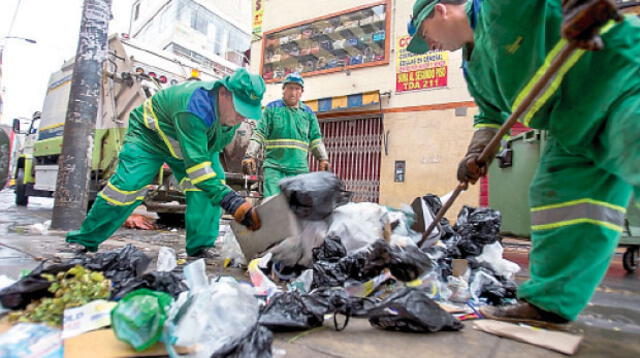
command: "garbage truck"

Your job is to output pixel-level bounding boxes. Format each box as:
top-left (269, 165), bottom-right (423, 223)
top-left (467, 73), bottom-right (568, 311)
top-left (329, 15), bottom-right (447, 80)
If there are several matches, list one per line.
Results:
top-left (12, 34), bottom-right (259, 220)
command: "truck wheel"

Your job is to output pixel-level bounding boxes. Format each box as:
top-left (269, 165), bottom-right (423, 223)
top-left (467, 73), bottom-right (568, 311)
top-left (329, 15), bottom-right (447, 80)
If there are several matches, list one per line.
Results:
top-left (623, 247), bottom-right (639, 274)
top-left (15, 168), bottom-right (29, 206)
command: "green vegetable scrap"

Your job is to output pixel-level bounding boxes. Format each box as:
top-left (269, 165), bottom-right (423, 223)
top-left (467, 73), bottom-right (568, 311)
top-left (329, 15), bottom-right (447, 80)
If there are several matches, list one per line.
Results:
top-left (8, 265), bottom-right (111, 326)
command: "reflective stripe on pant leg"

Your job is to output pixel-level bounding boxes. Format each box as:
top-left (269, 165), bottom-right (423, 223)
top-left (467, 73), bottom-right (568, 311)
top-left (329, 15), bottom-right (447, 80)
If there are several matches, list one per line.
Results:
top-left (187, 161), bottom-right (217, 185)
top-left (99, 182), bottom-right (148, 206)
top-left (531, 198), bottom-right (626, 233)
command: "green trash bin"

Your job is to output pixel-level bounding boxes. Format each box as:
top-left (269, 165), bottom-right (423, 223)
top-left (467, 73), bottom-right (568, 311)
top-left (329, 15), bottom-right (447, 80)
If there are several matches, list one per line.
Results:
top-left (488, 130), bottom-right (639, 273)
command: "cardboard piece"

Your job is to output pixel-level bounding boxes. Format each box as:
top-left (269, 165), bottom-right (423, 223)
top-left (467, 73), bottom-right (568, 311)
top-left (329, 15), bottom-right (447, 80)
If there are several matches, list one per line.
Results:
top-left (62, 300), bottom-right (116, 339)
top-left (231, 193), bottom-right (301, 260)
top-left (451, 259), bottom-right (469, 277)
top-left (63, 328), bottom-right (173, 358)
top-left (473, 319), bottom-right (582, 355)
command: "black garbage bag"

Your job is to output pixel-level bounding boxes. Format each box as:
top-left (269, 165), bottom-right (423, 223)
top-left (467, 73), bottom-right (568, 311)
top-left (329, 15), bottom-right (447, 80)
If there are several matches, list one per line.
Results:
top-left (312, 235), bottom-right (347, 262)
top-left (279, 172), bottom-right (350, 220)
top-left (259, 288), bottom-right (376, 332)
top-left (211, 324), bottom-right (274, 358)
top-left (112, 271), bottom-right (187, 300)
top-left (312, 239), bottom-right (433, 288)
top-left (81, 244), bottom-right (151, 295)
top-left (455, 206), bottom-right (502, 246)
top-left (367, 288), bottom-right (463, 333)
top-left (0, 262), bottom-right (77, 310)
top-left (466, 263), bottom-right (518, 306)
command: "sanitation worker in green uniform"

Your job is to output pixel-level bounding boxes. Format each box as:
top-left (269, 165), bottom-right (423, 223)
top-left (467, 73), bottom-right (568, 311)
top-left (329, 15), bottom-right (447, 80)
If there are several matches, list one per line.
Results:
top-left (242, 73), bottom-right (330, 197)
top-left (408, 0), bottom-right (640, 326)
top-left (66, 69), bottom-right (265, 258)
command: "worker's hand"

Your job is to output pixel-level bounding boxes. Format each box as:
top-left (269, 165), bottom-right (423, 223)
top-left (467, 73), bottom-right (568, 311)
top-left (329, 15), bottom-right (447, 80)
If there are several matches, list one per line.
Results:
top-left (242, 157), bottom-right (257, 175)
top-left (318, 160), bottom-right (331, 171)
top-left (457, 155), bottom-right (488, 184)
top-left (233, 201), bottom-right (261, 231)
top-left (561, 0), bottom-right (622, 51)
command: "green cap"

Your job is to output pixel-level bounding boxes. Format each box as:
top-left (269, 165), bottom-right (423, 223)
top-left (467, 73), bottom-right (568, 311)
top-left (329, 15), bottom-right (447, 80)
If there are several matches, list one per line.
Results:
top-left (407, 0), bottom-right (439, 54)
top-left (220, 68), bottom-right (266, 119)
top-left (283, 72), bottom-right (304, 88)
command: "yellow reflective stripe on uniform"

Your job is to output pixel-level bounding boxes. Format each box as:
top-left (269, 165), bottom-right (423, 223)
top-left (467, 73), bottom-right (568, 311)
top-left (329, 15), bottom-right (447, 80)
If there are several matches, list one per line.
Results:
top-left (265, 138), bottom-right (309, 146)
top-left (531, 198), bottom-right (626, 233)
top-left (254, 132), bottom-right (265, 142)
top-left (310, 138), bottom-right (322, 149)
top-left (187, 161), bottom-right (217, 185)
top-left (474, 123), bottom-right (502, 130)
top-left (265, 139), bottom-right (309, 152)
top-left (99, 182), bottom-right (148, 206)
top-left (143, 98), bottom-right (182, 159)
top-left (512, 20), bottom-right (617, 127)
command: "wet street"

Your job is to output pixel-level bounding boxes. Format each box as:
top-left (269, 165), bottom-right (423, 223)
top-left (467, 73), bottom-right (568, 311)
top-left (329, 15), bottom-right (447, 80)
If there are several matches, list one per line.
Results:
top-left (1, 188), bottom-right (639, 357)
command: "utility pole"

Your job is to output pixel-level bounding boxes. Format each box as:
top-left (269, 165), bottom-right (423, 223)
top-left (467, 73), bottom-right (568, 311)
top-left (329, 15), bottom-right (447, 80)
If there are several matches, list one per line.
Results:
top-left (51, 0), bottom-right (112, 230)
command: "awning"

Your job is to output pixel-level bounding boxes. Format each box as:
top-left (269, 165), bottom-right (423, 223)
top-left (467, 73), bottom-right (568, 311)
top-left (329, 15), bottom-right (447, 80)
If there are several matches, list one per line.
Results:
top-left (305, 91), bottom-right (380, 113)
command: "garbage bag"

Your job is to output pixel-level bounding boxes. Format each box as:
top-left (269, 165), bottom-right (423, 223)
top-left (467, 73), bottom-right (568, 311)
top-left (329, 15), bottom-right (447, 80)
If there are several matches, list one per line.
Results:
top-left (312, 235), bottom-right (347, 262)
top-left (367, 288), bottom-right (463, 333)
top-left (279, 172), bottom-right (349, 220)
top-left (164, 260), bottom-right (260, 358)
top-left (455, 206), bottom-right (502, 246)
top-left (474, 242), bottom-right (520, 280)
top-left (112, 271), bottom-right (188, 300)
top-left (111, 289), bottom-right (173, 351)
top-left (0, 262), bottom-right (76, 310)
top-left (81, 244), bottom-right (151, 297)
top-left (258, 288), bottom-right (375, 332)
top-left (269, 220), bottom-right (329, 268)
top-left (326, 202), bottom-right (389, 253)
top-left (211, 324), bottom-right (273, 358)
top-left (387, 243), bottom-right (433, 282)
top-left (157, 247), bottom-right (177, 272)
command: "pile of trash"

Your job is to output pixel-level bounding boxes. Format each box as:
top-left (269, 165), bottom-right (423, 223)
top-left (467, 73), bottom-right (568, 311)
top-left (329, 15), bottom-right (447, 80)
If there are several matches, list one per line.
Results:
top-left (0, 172), bottom-right (521, 357)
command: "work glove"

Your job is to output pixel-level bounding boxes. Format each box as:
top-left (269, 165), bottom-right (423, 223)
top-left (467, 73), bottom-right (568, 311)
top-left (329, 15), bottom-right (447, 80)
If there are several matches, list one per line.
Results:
top-left (318, 160), bottom-right (331, 171)
top-left (220, 192), bottom-right (261, 230)
top-left (457, 128), bottom-right (499, 184)
top-left (561, 0), bottom-right (623, 51)
top-left (242, 157), bottom-right (257, 175)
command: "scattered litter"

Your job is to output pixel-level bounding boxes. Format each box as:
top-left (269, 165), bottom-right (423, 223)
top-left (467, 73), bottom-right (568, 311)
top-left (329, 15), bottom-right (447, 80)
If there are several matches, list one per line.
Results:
top-left (62, 299), bottom-right (116, 339)
top-left (0, 323), bottom-right (62, 358)
top-left (124, 214), bottom-right (157, 230)
top-left (218, 230), bottom-right (247, 267)
top-left (156, 247), bottom-right (177, 272)
top-left (473, 320), bottom-right (582, 355)
top-left (248, 253), bottom-right (280, 297)
top-left (279, 171), bottom-right (349, 220)
top-left (288, 269), bottom-right (313, 293)
top-left (112, 271), bottom-right (188, 300)
top-left (28, 220), bottom-right (51, 235)
top-left (111, 289), bottom-right (173, 351)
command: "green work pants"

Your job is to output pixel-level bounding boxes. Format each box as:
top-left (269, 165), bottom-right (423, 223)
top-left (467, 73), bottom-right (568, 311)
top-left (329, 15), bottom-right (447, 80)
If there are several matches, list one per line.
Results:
top-left (518, 89), bottom-right (640, 321)
top-left (263, 166), bottom-right (308, 198)
top-left (66, 141), bottom-right (224, 255)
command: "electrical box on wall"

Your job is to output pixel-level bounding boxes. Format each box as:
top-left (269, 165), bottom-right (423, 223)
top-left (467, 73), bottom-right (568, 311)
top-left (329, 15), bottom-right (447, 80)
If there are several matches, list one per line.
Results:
top-left (394, 160), bottom-right (405, 182)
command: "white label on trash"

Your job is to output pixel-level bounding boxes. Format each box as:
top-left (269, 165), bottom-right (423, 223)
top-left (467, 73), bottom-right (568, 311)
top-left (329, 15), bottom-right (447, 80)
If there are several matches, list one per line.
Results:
top-left (62, 299), bottom-right (117, 339)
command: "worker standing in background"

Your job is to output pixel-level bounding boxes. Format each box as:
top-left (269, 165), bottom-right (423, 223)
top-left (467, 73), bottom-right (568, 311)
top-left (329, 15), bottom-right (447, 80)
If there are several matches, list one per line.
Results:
top-left (66, 69), bottom-right (265, 259)
top-left (243, 73), bottom-right (330, 197)
top-left (407, 0), bottom-right (639, 326)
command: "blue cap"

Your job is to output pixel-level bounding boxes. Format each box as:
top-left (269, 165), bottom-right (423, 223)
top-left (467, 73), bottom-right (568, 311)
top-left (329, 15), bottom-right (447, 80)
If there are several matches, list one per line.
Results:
top-left (283, 72), bottom-right (304, 88)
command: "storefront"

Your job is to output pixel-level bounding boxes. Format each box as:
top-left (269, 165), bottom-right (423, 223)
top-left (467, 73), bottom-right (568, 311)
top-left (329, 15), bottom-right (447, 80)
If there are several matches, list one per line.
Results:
top-left (250, 0), bottom-right (482, 215)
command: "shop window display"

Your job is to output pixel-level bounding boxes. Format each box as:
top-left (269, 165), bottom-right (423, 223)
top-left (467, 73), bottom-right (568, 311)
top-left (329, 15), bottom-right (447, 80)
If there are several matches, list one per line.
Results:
top-left (262, 3), bottom-right (389, 81)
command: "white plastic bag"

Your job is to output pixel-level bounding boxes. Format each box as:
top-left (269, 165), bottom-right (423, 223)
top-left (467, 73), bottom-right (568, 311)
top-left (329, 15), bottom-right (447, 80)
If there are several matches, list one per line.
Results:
top-left (247, 253), bottom-right (280, 297)
top-left (475, 242), bottom-right (520, 280)
top-left (217, 230), bottom-right (247, 266)
top-left (327, 202), bottom-right (389, 253)
top-left (156, 247), bottom-right (177, 272)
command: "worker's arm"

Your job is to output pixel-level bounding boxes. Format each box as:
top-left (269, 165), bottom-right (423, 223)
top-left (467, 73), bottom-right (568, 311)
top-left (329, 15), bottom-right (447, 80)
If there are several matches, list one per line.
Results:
top-left (242, 108), bottom-right (270, 174)
top-left (174, 113), bottom-right (260, 229)
top-left (307, 110), bottom-right (330, 171)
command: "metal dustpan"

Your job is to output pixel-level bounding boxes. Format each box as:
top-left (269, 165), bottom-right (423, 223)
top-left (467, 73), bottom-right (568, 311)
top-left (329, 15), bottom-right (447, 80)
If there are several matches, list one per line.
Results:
top-left (230, 193), bottom-right (301, 261)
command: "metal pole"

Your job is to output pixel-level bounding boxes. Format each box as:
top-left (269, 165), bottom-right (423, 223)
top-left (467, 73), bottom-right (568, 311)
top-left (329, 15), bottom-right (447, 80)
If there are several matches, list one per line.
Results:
top-left (51, 0), bottom-right (112, 230)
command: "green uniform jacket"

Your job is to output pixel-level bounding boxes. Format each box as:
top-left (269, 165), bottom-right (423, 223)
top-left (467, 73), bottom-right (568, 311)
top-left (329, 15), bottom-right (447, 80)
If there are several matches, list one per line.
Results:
top-left (465, 0), bottom-right (640, 155)
top-left (126, 80), bottom-right (239, 204)
top-left (252, 99), bottom-right (323, 171)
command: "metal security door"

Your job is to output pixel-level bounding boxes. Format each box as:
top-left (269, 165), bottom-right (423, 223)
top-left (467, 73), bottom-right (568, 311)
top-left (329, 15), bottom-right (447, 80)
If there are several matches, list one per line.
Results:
top-left (309, 116), bottom-right (383, 202)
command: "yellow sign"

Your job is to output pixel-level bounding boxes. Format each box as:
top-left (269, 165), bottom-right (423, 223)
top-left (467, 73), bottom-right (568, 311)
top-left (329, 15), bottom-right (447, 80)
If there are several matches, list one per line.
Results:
top-left (396, 36), bottom-right (448, 92)
top-left (252, 0), bottom-right (264, 37)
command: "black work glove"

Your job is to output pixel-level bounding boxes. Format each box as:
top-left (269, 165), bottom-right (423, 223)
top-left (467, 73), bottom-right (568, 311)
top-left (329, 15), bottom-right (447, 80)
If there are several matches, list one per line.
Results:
top-left (220, 192), bottom-right (261, 231)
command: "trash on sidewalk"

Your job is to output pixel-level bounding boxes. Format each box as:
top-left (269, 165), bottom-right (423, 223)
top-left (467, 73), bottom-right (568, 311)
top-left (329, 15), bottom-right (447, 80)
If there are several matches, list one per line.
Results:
top-left (473, 320), bottom-right (583, 355)
top-left (63, 328), bottom-right (185, 358)
top-left (111, 289), bottom-right (173, 351)
top-left (218, 230), bottom-right (247, 267)
top-left (124, 214), bottom-right (157, 230)
top-left (248, 253), bottom-right (280, 297)
top-left (62, 299), bottom-right (117, 339)
top-left (28, 220), bottom-right (51, 235)
top-left (367, 288), bottom-right (464, 333)
top-left (156, 247), bottom-right (177, 272)
top-left (279, 171), bottom-right (349, 220)
top-left (82, 244), bottom-right (151, 298)
top-left (0, 323), bottom-right (62, 358)
top-left (7, 265), bottom-right (111, 326)
top-left (113, 270), bottom-right (188, 300)
top-left (0, 261), bottom-right (76, 310)
top-left (210, 324), bottom-right (273, 358)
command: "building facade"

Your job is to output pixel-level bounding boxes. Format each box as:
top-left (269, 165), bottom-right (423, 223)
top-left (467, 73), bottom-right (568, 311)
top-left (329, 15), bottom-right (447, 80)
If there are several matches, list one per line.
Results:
top-left (129, 0), bottom-right (252, 77)
top-left (250, 0), bottom-right (480, 215)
